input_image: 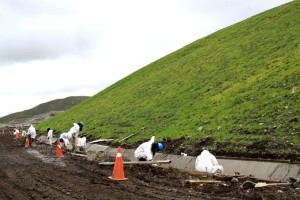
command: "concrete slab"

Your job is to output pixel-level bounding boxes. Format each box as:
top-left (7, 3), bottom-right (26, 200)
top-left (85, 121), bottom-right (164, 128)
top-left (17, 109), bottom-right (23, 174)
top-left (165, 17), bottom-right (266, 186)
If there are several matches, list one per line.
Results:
top-left (217, 159), bottom-right (300, 180)
top-left (86, 144), bottom-right (109, 152)
top-left (37, 135), bottom-right (48, 144)
top-left (100, 146), bottom-right (300, 181)
top-left (86, 144), bottom-right (110, 161)
top-left (155, 153), bottom-right (195, 170)
top-left (36, 135), bottom-right (57, 145)
top-left (37, 135), bottom-right (300, 181)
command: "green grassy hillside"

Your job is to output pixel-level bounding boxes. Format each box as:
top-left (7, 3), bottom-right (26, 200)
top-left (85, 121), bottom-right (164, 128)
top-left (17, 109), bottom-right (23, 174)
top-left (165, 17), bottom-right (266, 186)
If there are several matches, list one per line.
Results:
top-left (37, 1), bottom-right (300, 161)
top-left (0, 96), bottom-right (89, 125)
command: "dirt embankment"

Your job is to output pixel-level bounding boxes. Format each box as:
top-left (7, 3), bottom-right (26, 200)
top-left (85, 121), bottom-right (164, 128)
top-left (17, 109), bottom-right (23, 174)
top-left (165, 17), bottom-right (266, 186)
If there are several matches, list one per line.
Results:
top-left (0, 134), bottom-right (299, 200)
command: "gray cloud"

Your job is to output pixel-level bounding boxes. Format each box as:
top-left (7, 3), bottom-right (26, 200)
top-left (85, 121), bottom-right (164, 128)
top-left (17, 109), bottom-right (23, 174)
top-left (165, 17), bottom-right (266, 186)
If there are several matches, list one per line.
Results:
top-left (0, 0), bottom-right (98, 64)
top-left (0, 31), bottom-right (96, 63)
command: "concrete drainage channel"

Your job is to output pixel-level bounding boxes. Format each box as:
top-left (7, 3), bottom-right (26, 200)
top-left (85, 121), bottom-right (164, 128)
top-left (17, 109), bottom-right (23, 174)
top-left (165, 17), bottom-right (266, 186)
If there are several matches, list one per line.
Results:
top-left (38, 136), bottom-right (300, 181)
top-left (86, 144), bottom-right (300, 180)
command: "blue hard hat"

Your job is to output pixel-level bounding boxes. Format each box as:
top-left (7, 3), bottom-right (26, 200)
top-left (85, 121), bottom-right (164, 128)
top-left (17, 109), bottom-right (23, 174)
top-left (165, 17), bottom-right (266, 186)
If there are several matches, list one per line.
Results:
top-left (157, 143), bottom-right (164, 151)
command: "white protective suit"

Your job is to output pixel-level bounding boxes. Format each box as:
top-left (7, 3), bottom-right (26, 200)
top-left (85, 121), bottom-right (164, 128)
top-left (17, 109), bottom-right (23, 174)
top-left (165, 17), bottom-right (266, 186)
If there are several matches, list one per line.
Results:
top-left (21, 131), bottom-right (27, 137)
top-left (60, 138), bottom-right (72, 150)
top-left (47, 129), bottom-right (54, 145)
top-left (69, 123), bottom-right (80, 138)
top-left (60, 123), bottom-right (80, 150)
top-left (195, 150), bottom-right (224, 174)
top-left (60, 123), bottom-right (80, 140)
top-left (134, 136), bottom-right (155, 161)
top-left (28, 125), bottom-right (37, 139)
top-left (13, 129), bottom-right (20, 135)
top-left (75, 136), bottom-right (87, 148)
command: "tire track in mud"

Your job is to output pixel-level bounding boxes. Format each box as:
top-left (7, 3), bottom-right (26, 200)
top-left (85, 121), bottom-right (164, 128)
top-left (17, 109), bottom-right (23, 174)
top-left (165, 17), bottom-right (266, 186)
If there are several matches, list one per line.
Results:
top-left (0, 136), bottom-right (84, 199)
top-left (0, 137), bottom-right (34, 199)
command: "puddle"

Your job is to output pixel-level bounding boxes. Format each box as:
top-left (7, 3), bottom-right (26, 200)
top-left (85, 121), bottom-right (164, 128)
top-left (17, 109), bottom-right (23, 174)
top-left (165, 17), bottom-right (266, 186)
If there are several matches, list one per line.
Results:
top-left (26, 149), bottom-right (66, 167)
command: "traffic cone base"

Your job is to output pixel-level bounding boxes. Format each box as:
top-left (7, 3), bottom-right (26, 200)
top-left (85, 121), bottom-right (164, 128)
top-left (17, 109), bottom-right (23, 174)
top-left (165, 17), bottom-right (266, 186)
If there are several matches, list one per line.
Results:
top-left (108, 176), bottom-right (128, 181)
top-left (108, 146), bottom-right (127, 181)
top-left (56, 139), bottom-right (64, 158)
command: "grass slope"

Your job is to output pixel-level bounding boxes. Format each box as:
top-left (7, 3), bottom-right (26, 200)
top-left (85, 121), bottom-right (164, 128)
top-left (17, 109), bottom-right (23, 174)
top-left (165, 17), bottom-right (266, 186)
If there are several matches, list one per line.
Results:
top-left (0, 96), bottom-right (89, 124)
top-left (37, 1), bottom-right (300, 160)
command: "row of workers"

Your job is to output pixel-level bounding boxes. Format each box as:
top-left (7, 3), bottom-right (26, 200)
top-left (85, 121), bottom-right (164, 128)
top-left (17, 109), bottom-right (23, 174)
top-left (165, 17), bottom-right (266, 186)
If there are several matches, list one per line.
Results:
top-left (16, 123), bottom-right (223, 174)
top-left (54, 124), bottom-right (224, 174)
top-left (13, 124), bottom-right (37, 146)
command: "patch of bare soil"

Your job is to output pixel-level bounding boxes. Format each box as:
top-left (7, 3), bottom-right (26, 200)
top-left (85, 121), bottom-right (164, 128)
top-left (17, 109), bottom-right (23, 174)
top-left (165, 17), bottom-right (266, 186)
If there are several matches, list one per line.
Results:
top-left (131, 136), bottom-right (300, 163)
top-left (0, 134), bottom-right (299, 200)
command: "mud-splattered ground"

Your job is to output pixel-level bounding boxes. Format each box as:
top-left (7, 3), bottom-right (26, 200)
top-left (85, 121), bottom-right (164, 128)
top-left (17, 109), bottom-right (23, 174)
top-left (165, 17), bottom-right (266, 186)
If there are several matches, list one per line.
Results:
top-left (0, 134), bottom-right (299, 200)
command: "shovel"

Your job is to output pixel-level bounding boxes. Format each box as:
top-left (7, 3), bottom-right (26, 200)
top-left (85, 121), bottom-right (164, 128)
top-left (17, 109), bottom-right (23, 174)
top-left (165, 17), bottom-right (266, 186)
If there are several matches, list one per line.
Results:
top-left (255, 182), bottom-right (291, 188)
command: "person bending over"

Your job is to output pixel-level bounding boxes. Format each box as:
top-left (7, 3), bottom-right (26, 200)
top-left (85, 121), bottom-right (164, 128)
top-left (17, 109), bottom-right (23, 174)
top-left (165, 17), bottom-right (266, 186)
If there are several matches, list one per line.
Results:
top-left (134, 136), bottom-right (164, 161)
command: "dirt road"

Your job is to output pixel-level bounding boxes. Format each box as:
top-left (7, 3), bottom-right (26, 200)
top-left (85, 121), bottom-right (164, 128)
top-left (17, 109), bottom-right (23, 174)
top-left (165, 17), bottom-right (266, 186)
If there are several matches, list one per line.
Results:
top-left (0, 134), bottom-right (299, 200)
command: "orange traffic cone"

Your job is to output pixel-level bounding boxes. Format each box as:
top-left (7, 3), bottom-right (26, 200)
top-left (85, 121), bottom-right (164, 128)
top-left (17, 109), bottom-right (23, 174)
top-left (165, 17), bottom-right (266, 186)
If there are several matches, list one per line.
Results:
top-left (108, 146), bottom-right (127, 181)
top-left (15, 132), bottom-right (19, 140)
top-left (56, 139), bottom-right (64, 158)
top-left (25, 136), bottom-right (30, 147)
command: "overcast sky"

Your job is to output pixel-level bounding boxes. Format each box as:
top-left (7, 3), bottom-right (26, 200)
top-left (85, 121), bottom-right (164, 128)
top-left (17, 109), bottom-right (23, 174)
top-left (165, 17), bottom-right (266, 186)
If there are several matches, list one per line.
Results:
top-left (0, 0), bottom-right (292, 118)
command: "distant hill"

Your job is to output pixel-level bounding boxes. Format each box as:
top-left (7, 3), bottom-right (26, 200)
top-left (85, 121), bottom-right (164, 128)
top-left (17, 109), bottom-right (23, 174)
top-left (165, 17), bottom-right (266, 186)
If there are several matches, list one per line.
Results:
top-left (0, 96), bottom-right (89, 127)
top-left (37, 1), bottom-right (299, 160)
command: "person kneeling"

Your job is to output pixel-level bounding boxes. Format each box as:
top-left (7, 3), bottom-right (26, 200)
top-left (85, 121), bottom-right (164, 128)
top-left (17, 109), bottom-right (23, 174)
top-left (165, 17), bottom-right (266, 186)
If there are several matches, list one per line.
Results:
top-left (195, 149), bottom-right (224, 174)
top-left (134, 136), bottom-right (164, 161)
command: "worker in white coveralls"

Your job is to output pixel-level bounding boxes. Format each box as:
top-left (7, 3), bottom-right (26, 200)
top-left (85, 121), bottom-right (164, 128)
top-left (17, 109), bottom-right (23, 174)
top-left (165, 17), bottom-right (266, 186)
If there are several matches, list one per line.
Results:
top-left (13, 128), bottom-right (20, 145)
top-left (72, 122), bottom-right (84, 150)
top-left (60, 122), bottom-right (84, 151)
top-left (195, 149), bottom-right (224, 174)
top-left (134, 136), bottom-right (164, 161)
top-left (13, 128), bottom-right (20, 136)
top-left (27, 124), bottom-right (37, 146)
top-left (47, 128), bottom-right (54, 146)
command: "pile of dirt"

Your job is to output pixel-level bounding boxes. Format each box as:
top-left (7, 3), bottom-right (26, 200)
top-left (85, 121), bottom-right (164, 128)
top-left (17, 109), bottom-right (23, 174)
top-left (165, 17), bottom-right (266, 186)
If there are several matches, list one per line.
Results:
top-left (0, 134), bottom-right (299, 200)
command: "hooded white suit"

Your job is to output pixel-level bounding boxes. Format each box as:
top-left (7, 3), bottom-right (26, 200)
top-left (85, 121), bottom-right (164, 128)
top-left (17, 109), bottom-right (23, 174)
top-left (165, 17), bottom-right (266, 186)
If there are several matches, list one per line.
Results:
top-left (134, 136), bottom-right (155, 161)
top-left (47, 129), bottom-right (54, 145)
top-left (60, 123), bottom-right (81, 151)
top-left (195, 150), bottom-right (223, 174)
top-left (28, 125), bottom-right (36, 139)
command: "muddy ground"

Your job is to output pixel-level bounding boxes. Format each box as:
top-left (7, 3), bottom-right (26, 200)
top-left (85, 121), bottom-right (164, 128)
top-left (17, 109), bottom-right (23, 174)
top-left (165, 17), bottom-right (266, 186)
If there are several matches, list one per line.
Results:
top-left (0, 134), bottom-right (299, 200)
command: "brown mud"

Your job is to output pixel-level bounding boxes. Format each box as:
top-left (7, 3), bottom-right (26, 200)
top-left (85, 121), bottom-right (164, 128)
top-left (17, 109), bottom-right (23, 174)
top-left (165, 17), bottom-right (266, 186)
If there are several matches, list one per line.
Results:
top-left (0, 134), bottom-right (299, 200)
